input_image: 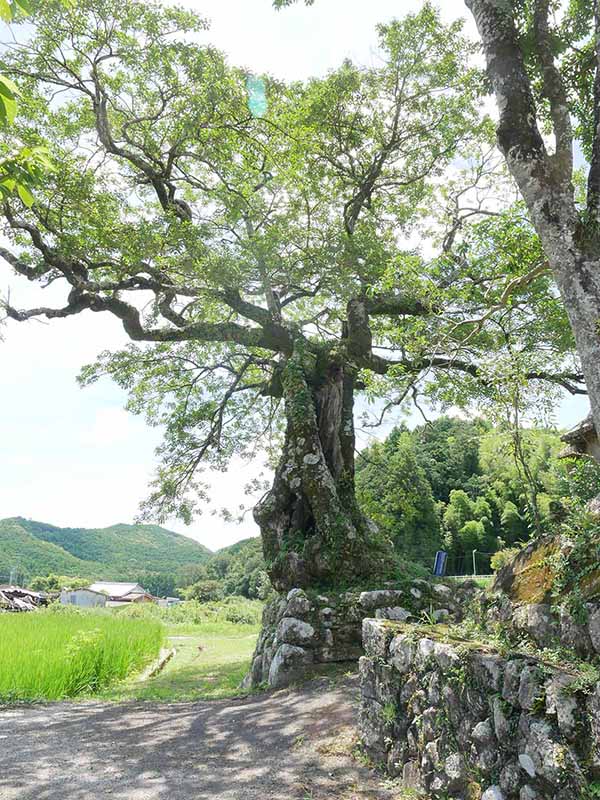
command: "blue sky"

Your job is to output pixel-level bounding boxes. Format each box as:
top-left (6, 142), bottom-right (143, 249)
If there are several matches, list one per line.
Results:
top-left (0, 0), bottom-right (590, 551)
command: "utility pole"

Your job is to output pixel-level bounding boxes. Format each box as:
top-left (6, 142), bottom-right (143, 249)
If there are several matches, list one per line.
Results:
top-left (472, 550), bottom-right (477, 577)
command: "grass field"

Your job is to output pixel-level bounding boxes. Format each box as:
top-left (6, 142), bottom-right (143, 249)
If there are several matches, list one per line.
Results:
top-left (102, 620), bottom-right (260, 702)
top-left (0, 607), bottom-right (164, 701)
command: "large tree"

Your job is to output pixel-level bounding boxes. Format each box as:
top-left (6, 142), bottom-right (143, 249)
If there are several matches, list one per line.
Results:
top-left (0, 0), bottom-right (584, 591)
top-left (462, 0), bottom-right (600, 445)
top-left (279, 0), bottom-right (600, 448)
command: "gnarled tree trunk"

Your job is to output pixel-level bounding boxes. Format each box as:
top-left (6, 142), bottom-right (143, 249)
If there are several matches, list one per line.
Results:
top-left (254, 342), bottom-right (394, 592)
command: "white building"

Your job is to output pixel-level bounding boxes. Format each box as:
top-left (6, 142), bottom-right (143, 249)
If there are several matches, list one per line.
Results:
top-left (60, 588), bottom-right (107, 608)
top-left (87, 581), bottom-right (155, 606)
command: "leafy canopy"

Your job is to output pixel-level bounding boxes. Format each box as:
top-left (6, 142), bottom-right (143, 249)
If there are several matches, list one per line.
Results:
top-left (0, 0), bottom-right (583, 521)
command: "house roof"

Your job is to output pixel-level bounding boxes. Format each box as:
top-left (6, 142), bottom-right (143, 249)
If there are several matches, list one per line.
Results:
top-left (88, 581), bottom-right (144, 598)
top-left (63, 587), bottom-right (106, 597)
top-left (561, 412), bottom-right (596, 445)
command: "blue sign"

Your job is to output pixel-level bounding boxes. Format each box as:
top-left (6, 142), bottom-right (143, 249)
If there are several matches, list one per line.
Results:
top-left (433, 550), bottom-right (448, 577)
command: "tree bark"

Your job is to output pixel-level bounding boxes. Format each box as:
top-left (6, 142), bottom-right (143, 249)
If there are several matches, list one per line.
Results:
top-left (254, 342), bottom-right (394, 592)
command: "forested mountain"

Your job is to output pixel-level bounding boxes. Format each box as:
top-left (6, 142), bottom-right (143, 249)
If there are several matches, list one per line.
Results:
top-left (356, 417), bottom-right (569, 574)
top-left (0, 517), bottom-right (212, 583)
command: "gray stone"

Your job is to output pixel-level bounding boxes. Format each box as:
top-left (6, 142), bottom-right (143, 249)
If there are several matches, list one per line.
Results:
top-left (362, 618), bottom-right (390, 659)
top-left (472, 653), bottom-right (504, 692)
top-left (427, 671), bottom-right (441, 705)
top-left (444, 752), bottom-right (468, 791)
top-left (402, 760), bottom-right (421, 790)
top-left (499, 762), bottom-right (521, 794)
top-left (432, 583), bottom-right (452, 599)
top-left (284, 588), bottom-right (312, 618)
top-left (420, 707), bottom-right (438, 743)
top-left (518, 665), bottom-right (543, 711)
top-left (545, 673), bottom-right (578, 739)
top-left (374, 606), bottom-right (412, 621)
top-left (389, 634), bottom-right (415, 674)
top-left (275, 617), bottom-right (316, 647)
top-left (268, 644), bottom-right (313, 688)
top-left (410, 586), bottom-right (422, 599)
top-left (492, 696), bottom-right (512, 745)
top-left (587, 684), bottom-right (600, 772)
top-left (415, 637), bottom-right (435, 667)
top-left (512, 603), bottom-right (558, 648)
top-left (433, 642), bottom-right (459, 670)
top-left (503, 659), bottom-right (523, 705)
top-left (481, 787), bottom-right (504, 800)
top-left (520, 788), bottom-right (538, 800)
top-left (588, 605), bottom-right (600, 654)
top-left (518, 753), bottom-right (536, 778)
top-left (472, 718), bottom-right (495, 749)
top-left (432, 608), bottom-right (450, 622)
top-left (559, 605), bottom-right (593, 657)
top-left (359, 589), bottom-right (405, 610)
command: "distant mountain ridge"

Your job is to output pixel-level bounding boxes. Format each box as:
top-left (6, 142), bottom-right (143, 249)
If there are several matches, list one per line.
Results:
top-left (0, 517), bottom-right (213, 581)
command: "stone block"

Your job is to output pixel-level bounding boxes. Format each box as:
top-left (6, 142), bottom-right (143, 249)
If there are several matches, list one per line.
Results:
top-left (268, 643), bottom-right (313, 689)
top-left (275, 616), bottom-right (316, 647)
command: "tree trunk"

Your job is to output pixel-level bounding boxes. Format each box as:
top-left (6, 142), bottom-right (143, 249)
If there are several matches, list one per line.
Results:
top-left (254, 342), bottom-right (394, 592)
top-left (465, 0), bottom-right (600, 444)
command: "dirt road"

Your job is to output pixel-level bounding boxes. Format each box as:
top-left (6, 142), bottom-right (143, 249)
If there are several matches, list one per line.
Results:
top-left (0, 675), bottom-right (396, 800)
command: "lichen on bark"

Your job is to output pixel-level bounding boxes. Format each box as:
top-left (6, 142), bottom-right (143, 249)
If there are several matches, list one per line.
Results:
top-left (254, 338), bottom-right (395, 592)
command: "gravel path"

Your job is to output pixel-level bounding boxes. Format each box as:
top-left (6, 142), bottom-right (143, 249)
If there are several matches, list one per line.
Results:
top-left (0, 675), bottom-right (396, 800)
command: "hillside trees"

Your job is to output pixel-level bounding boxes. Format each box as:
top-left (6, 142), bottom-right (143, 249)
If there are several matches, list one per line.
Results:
top-left (356, 418), bottom-right (564, 572)
top-left (356, 432), bottom-right (443, 565)
top-left (0, 1), bottom-right (585, 591)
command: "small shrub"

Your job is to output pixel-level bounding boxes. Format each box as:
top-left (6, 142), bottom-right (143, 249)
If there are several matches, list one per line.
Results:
top-left (118, 596), bottom-right (263, 627)
top-left (490, 547), bottom-right (521, 573)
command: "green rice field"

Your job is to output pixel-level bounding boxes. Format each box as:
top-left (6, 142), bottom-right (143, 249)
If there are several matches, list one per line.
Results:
top-left (0, 607), bottom-right (164, 701)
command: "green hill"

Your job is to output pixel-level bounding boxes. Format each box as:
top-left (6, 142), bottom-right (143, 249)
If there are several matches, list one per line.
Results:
top-left (0, 517), bottom-right (212, 582)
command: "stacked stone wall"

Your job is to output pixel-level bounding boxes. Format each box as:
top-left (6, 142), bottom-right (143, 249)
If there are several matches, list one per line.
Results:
top-left (359, 618), bottom-right (600, 799)
top-left (244, 579), bottom-right (479, 689)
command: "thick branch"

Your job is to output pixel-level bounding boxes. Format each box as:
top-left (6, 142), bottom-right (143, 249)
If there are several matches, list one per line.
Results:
top-left (533, 0), bottom-right (573, 180)
top-left (3, 291), bottom-right (290, 352)
top-left (465, 1), bottom-right (550, 187)
top-left (364, 351), bottom-right (586, 395)
top-left (588, 3), bottom-right (600, 222)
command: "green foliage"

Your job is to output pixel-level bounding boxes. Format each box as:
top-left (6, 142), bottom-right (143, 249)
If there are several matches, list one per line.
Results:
top-left (556, 457), bottom-right (600, 505)
top-left (118, 596), bottom-right (264, 627)
top-left (356, 433), bottom-right (442, 567)
top-left (0, 517), bottom-right (211, 583)
top-left (182, 579), bottom-right (224, 602)
top-left (357, 417), bottom-right (566, 573)
top-left (0, 606), bottom-right (163, 700)
top-left (28, 574), bottom-right (90, 591)
top-left (490, 547), bottom-right (521, 573)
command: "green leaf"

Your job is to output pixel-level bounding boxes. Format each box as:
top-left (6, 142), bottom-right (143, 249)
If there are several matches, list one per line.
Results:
top-left (0, 93), bottom-right (17, 123)
top-left (16, 182), bottom-right (34, 207)
top-left (0, 74), bottom-right (19, 98)
top-left (0, 0), bottom-right (12, 22)
top-left (14, 0), bottom-right (34, 14)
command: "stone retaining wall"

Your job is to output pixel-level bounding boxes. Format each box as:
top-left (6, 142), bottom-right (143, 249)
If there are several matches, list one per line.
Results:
top-left (359, 618), bottom-right (600, 799)
top-left (243, 579), bottom-right (479, 690)
top-left (482, 593), bottom-right (600, 660)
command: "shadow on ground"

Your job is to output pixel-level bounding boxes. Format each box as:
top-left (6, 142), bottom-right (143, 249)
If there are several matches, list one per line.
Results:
top-left (0, 674), bottom-right (395, 800)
